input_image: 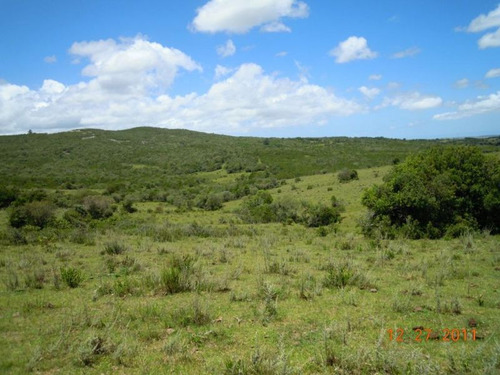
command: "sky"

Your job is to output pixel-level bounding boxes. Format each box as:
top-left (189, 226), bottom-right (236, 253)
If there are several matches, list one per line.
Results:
top-left (1, 0), bottom-right (500, 139)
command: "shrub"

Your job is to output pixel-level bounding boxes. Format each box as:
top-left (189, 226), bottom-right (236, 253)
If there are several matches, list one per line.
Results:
top-left (9, 201), bottom-right (55, 228)
top-left (0, 185), bottom-right (18, 208)
top-left (337, 169), bottom-right (359, 183)
top-left (362, 146), bottom-right (500, 238)
top-left (304, 204), bottom-right (342, 227)
top-left (82, 195), bottom-right (115, 219)
top-left (122, 199), bottom-right (137, 213)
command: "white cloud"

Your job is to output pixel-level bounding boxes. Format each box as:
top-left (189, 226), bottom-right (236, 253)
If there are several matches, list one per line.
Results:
top-left (276, 51), bottom-right (288, 57)
top-left (478, 28), bottom-right (500, 49)
top-left (380, 92), bottom-right (443, 111)
top-left (330, 36), bottom-right (377, 64)
top-left (358, 86), bottom-right (380, 99)
top-left (0, 37), bottom-right (363, 134)
top-left (214, 65), bottom-right (233, 79)
top-left (454, 78), bottom-right (469, 89)
top-left (260, 21), bottom-right (291, 33)
top-left (44, 55), bottom-right (57, 64)
top-left (191, 0), bottom-right (309, 34)
top-left (391, 46), bottom-right (421, 59)
top-left (486, 68), bottom-right (500, 78)
top-left (69, 36), bottom-right (202, 95)
top-left (40, 79), bottom-right (66, 94)
top-left (434, 91), bottom-right (500, 120)
top-left (369, 74), bottom-right (382, 81)
top-left (462, 5), bottom-right (500, 49)
top-left (216, 39), bottom-right (236, 57)
top-left (466, 4), bottom-right (500, 32)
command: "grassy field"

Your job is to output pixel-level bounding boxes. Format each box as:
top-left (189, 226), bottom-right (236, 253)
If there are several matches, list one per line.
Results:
top-left (1, 159), bottom-right (499, 374)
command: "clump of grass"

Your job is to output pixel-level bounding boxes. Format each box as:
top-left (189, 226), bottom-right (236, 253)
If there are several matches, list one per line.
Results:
top-left (224, 344), bottom-right (295, 375)
top-left (75, 334), bottom-right (109, 367)
top-left (24, 268), bottom-right (46, 289)
top-left (4, 268), bottom-right (20, 291)
top-left (298, 273), bottom-right (322, 300)
top-left (103, 241), bottom-right (127, 255)
top-left (168, 298), bottom-right (212, 327)
top-left (322, 261), bottom-right (372, 289)
top-left (60, 266), bottom-right (83, 288)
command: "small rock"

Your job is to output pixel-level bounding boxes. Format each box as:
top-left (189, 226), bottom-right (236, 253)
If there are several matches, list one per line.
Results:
top-left (370, 288), bottom-right (378, 293)
top-left (468, 318), bottom-right (477, 328)
top-left (166, 328), bottom-right (175, 335)
top-left (12, 312), bottom-right (20, 318)
top-left (214, 316), bottom-right (223, 323)
top-left (413, 306), bottom-right (423, 312)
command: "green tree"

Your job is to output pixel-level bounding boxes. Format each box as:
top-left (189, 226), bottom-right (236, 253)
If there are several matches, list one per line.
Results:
top-left (361, 146), bottom-right (500, 238)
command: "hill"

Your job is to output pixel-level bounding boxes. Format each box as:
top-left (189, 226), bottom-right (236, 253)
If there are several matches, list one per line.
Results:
top-left (2, 127), bottom-right (499, 190)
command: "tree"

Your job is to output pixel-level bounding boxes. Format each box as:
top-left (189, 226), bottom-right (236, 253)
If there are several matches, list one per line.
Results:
top-left (337, 168), bottom-right (358, 183)
top-left (361, 146), bottom-right (500, 238)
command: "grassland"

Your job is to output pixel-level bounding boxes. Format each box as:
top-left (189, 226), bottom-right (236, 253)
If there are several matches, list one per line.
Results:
top-left (0, 129), bottom-right (499, 374)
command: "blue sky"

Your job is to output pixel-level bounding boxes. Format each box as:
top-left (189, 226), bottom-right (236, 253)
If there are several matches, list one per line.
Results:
top-left (1, 0), bottom-right (499, 138)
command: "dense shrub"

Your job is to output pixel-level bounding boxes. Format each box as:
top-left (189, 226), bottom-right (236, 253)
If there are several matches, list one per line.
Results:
top-left (240, 191), bottom-right (343, 227)
top-left (9, 201), bottom-right (55, 228)
top-left (362, 146), bottom-right (500, 238)
top-left (304, 204), bottom-right (342, 228)
top-left (82, 195), bottom-right (115, 219)
top-left (0, 185), bottom-right (18, 208)
top-left (197, 193), bottom-right (223, 211)
top-left (337, 169), bottom-right (359, 183)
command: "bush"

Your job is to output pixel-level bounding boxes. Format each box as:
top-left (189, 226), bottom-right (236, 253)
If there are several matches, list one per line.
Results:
top-left (122, 199), bottom-right (137, 213)
top-left (362, 145), bottom-right (500, 238)
top-left (9, 201), bottom-right (55, 228)
top-left (0, 185), bottom-right (18, 208)
top-left (82, 195), bottom-right (115, 219)
top-left (304, 204), bottom-right (342, 227)
top-left (337, 169), bottom-right (358, 183)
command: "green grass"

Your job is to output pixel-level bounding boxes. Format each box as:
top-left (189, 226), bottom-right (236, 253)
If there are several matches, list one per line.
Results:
top-left (1, 166), bottom-right (499, 374)
top-left (0, 129), bottom-right (499, 373)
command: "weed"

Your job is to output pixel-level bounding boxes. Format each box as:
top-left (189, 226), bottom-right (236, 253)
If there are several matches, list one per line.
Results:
top-left (298, 273), bottom-right (322, 300)
top-left (24, 268), bottom-right (46, 289)
top-left (4, 268), bottom-right (20, 291)
top-left (60, 266), bottom-right (83, 288)
top-left (323, 261), bottom-right (372, 289)
top-left (103, 241), bottom-right (127, 255)
top-left (168, 298), bottom-right (212, 327)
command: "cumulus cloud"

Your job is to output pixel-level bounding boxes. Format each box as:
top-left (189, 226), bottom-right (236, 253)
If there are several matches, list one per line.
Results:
top-left (478, 28), bottom-right (500, 49)
top-left (434, 91), bottom-right (500, 120)
top-left (191, 0), bottom-right (309, 34)
top-left (44, 55), bottom-right (57, 64)
top-left (379, 92), bottom-right (443, 111)
top-left (466, 4), bottom-right (500, 32)
top-left (358, 86), bottom-right (380, 99)
top-left (330, 36), bottom-right (377, 64)
top-left (0, 37), bottom-right (363, 134)
top-left (369, 74), bottom-right (382, 81)
top-left (486, 68), bottom-right (500, 78)
top-left (69, 36), bottom-right (202, 95)
top-left (216, 39), bottom-right (236, 57)
top-left (391, 46), bottom-right (421, 59)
